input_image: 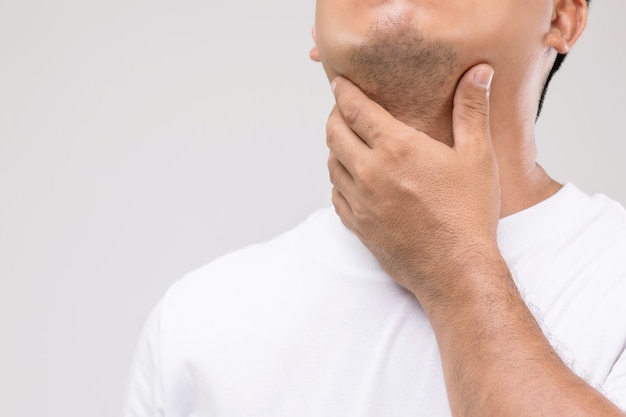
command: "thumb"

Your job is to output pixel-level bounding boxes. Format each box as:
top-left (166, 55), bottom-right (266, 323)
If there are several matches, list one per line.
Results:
top-left (452, 64), bottom-right (494, 152)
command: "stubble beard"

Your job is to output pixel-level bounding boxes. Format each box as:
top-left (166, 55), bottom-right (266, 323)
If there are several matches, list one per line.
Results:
top-left (348, 18), bottom-right (463, 146)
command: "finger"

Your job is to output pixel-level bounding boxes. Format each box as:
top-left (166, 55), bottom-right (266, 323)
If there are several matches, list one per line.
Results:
top-left (452, 64), bottom-right (494, 154)
top-left (331, 76), bottom-right (408, 149)
top-left (327, 151), bottom-right (357, 202)
top-left (331, 186), bottom-right (354, 232)
top-left (327, 105), bottom-right (370, 177)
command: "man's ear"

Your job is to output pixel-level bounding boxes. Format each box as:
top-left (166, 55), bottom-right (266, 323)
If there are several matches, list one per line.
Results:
top-left (545, 0), bottom-right (588, 53)
top-left (309, 26), bottom-right (321, 62)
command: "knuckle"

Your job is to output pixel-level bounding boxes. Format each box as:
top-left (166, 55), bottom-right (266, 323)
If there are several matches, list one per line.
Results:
top-left (332, 187), bottom-right (353, 227)
top-left (351, 158), bottom-right (367, 181)
top-left (356, 165), bottom-right (375, 194)
top-left (351, 203), bottom-right (370, 233)
top-left (326, 123), bottom-right (339, 149)
top-left (325, 108), bottom-right (341, 148)
top-left (344, 98), bottom-right (364, 127)
top-left (331, 186), bottom-right (341, 207)
top-left (459, 106), bottom-right (490, 138)
top-left (344, 98), bottom-right (379, 133)
top-left (465, 96), bottom-right (490, 120)
top-left (327, 157), bottom-right (338, 184)
top-left (384, 140), bottom-right (410, 163)
top-left (327, 151), bottom-right (335, 166)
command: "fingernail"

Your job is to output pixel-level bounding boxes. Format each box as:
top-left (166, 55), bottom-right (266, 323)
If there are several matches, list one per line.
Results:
top-left (473, 69), bottom-right (494, 90)
top-left (331, 78), bottom-right (337, 93)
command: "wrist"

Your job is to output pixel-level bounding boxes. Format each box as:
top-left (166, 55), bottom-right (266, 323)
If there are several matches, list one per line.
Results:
top-left (415, 246), bottom-right (512, 325)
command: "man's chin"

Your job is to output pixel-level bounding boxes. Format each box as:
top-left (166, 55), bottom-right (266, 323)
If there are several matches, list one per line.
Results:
top-left (345, 23), bottom-right (461, 144)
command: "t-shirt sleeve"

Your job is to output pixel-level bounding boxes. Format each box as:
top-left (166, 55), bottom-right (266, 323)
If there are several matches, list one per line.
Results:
top-left (603, 345), bottom-right (626, 410)
top-left (123, 301), bottom-right (165, 417)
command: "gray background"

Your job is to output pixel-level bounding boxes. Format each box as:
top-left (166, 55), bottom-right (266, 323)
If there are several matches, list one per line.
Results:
top-left (0, 1), bottom-right (624, 416)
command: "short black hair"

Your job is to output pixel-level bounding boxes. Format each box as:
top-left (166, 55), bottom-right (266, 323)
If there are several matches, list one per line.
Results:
top-left (537, 0), bottom-right (590, 119)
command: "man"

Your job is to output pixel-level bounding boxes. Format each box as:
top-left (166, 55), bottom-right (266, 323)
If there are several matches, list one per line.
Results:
top-left (125, 0), bottom-right (626, 416)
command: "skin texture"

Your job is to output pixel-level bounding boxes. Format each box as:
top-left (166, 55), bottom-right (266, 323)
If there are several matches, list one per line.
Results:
top-left (310, 0), bottom-right (626, 416)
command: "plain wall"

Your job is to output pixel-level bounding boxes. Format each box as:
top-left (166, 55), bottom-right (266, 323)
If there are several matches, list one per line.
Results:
top-left (0, 1), bottom-right (624, 416)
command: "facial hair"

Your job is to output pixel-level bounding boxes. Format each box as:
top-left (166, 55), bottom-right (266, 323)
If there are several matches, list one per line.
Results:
top-left (347, 17), bottom-right (463, 146)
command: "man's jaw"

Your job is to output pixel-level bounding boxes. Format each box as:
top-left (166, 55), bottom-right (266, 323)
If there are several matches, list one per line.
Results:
top-left (345, 21), bottom-right (463, 147)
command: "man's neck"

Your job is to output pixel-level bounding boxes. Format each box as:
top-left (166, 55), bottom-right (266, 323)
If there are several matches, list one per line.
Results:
top-left (391, 91), bottom-right (561, 220)
top-left (488, 87), bottom-right (562, 219)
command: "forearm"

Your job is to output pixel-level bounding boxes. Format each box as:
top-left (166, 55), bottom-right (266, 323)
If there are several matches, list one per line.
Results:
top-left (422, 253), bottom-right (625, 417)
top-left (325, 64), bottom-right (625, 416)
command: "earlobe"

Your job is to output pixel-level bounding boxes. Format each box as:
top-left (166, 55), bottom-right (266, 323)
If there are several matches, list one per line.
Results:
top-left (545, 30), bottom-right (570, 54)
top-left (545, 0), bottom-right (588, 54)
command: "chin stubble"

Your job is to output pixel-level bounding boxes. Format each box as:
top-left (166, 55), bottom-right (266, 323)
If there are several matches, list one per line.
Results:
top-left (347, 18), bottom-right (463, 142)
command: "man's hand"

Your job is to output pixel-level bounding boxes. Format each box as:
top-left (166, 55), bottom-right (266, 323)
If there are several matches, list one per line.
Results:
top-left (327, 64), bottom-right (500, 307)
top-left (326, 64), bottom-right (626, 417)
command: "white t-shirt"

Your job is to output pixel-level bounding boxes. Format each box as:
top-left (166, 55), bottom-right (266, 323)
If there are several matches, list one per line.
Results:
top-left (124, 183), bottom-right (626, 417)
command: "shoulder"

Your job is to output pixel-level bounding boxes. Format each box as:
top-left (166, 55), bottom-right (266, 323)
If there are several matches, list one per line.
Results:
top-left (563, 187), bottom-right (626, 267)
top-left (500, 183), bottom-right (626, 258)
top-left (157, 207), bottom-right (334, 327)
top-left (171, 207), bottom-right (332, 292)
top-left (517, 184), bottom-right (626, 285)
top-left (575, 185), bottom-right (626, 230)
